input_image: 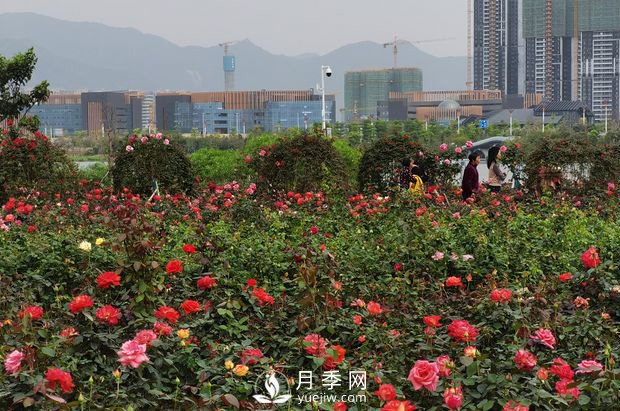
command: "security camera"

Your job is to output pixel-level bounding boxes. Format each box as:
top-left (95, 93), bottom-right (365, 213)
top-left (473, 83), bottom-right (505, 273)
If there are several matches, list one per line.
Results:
top-left (325, 67), bottom-right (332, 77)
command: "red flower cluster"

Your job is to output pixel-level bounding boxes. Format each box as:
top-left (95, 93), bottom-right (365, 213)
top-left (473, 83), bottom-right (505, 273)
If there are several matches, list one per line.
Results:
top-left (240, 348), bottom-right (264, 365)
top-left (182, 244), bottom-right (196, 254)
top-left (581, 247), bottom-right (601, 269)
top-left (96, 305), bottom-right (121, 326)
top-left (45, 367), bottom-right (75, 393)
top-left (19, 305), bottom-right (44, 320)
top-left (180, 299), bottom-right (201, 315)
top-left (445, 277), bottom-right (464, 287)
top-left (166, 260), bottom-right (184, 274)
top-left (366, 301), bottom-right (383, 316)
top-left (251, 287), bottom-right (275, 305)
top-left (447, 319), bottom-right (479, 343)
top-left (96, 271), bottom-right (121, 289)
top-left (490, 288), bottom-right (512, 303)
top-left (154, 306), bottom-right (180, 324)
top-left (514, 349), bottom-right (537, 371)
top-left (69, 295), bottom-right (94, 314)
top-left (197, 275), bottom-right (217, 290)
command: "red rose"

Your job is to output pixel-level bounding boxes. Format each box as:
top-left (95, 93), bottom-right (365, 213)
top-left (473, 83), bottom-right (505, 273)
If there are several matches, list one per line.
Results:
top-left (423, 315), bottom-right (442, 327)
top-left (408, 360), bottom-right (439, 392)
top-left (514, 349), bottom-right (537, 371)
top-left (96, 305), bottom-right (121, 326)
top-left (153, 321), bottom-right (173, 336)
top-left (503, 400), bottom-right (530, 411)
top-left (69, 295), bottom-right (94, 314)
top-left (240, 348), bottom-right (264, 365)
top-left (381, 400), bottom-right (417, 411)
top-left (303, 334), bottom-right (326, 356)
top-left (180, 299), bottom-right (201, 314)
top-left (366, 301), bottom-right (383, 316)
top-left (549, 357), bottom-right (574, 381)
top-left (490, 288), bottom-right (512, 303)
top-left (445, 277), bottom-right (464, 287)
top-left (45, 368), bottom-right (75, 393)
top-left (197, 275), bottom-right (217, 289)
top-left (559, 272), bottom-right (573, 282)
top-left (436, 355), bottom-right (453, 377)
top-left (154, 306), bottom-right (180, 324)
top-left (555, 380), bottom-right (580, 399)
top-left (374, 383), bottom-right (396, 401)
top-left (581, 247), bottom-right (601, 269)
top-left (310, 226), bottom-right (320, 235)
top-left (19, 305), bottom-right (44, 320)
top-left (182, 244), bottom-right (196, 254)
top-left (322, 345), bottom-right (346, 370)
top-left (165, 260), bottom-right (183, 274)
top-left (251, 287), bottom-right (275, 305)
top-left (443, 386), bottom-right (463, 410)
top-left (96, 271), bottom-right (121, 289)
top-left (447, 319), bottom-right (479, 343)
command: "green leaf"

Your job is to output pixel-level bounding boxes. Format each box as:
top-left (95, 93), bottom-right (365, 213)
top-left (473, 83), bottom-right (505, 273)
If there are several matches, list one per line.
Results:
top-left (578, 395), bottom-right (591, 405)
top-left (41, 347), bottom-right (55, 357)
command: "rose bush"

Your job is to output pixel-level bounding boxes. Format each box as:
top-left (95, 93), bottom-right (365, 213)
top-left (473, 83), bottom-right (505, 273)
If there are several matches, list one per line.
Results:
top-left (1, 133), bottom-right (620, 409)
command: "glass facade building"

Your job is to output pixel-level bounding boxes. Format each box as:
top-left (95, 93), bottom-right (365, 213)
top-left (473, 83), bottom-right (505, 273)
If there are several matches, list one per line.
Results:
top-left (344, 68), bottom-right (422, 122)
top-left (264, 100), bottom-right (335, 131)
top-left (29, 104), bottom-right (82, 136)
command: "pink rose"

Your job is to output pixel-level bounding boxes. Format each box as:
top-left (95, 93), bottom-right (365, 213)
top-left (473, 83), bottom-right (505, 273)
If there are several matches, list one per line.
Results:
top-left (163, 139), bottom-right (170, 145)
top-left (514, 349), bottom-right (537, 371)
top-left (155, 133), bottom-right (163, 140)
top-left (140, 136), bottom-right (148, 144)
top-left (432, 251), bottom-right (444, 261)
top-left (500, 145), bottom-right (508, 153)
top-left (408, 360), bottom-right (439, 392)
top-left (443, 386), bottom-right (463, 410)
top-left (530, 328), bottom-right (556, 350)
top-left (439, 143), bottom-right (448, 152)
top-left (443, 159), bottom-right (451, 166)
top-left (455, 147), bottom-right (462, 154)
top-left (125, 145), bottom-right (134, 152)
top-left (576, 359), bottom-right (603, 374)
top-left (466, 140), bottom-right (474, 148)
top-left (117, 340), bottom-right (149, 368)
top-left (4, 350), bottom-right (25, 375)
top-left (436, 355), bottom-right (453, 377)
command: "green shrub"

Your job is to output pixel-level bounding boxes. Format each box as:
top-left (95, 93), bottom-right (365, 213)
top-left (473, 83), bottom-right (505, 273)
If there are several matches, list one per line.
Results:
top-left (250, 131), bottom-right (348, 194)
top-left (192, 148), bottom-right (245, 183)
top-left (242, 133), bottom-right (278, 156)
top-left (333, 138), bottom-right (362, 187)
top-left (110, 135), bottom-right (194, 195)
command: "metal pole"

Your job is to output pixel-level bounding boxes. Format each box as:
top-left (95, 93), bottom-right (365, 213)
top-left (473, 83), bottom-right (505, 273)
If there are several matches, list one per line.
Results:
top-left (510, 113), bottom-right (513, 136)
top-left (457, 115), bottom-right (461, 134)
top-left (605, 102), bottom-right (608, 134)
top-left (542, 105), bottom-right (545, 133)
top-left (202, 112), bottom-right (206, 136)
top-left (321, 67), bottom-right (326, 131)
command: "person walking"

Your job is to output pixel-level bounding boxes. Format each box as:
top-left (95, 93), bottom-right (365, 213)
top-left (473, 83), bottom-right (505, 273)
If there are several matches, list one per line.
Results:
top-left (487, 146), bottom-right (506, 193)
top-left (462, 152), bottom-right (481, 200)
top-left (400, 158), bottom-right (428, 193)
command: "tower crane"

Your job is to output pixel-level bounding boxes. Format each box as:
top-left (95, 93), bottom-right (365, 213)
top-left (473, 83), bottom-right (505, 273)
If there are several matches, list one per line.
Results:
top-left (383, 36), bottom-right (455, 69)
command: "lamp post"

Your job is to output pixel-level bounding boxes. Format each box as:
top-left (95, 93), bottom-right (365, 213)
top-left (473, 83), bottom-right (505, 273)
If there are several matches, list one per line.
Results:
top-left (509, 109), bottom-right (514, 136)
top-left (202, 112), bottom-right (207, 136)
top-left (320, 65), bottom-right (332, 132)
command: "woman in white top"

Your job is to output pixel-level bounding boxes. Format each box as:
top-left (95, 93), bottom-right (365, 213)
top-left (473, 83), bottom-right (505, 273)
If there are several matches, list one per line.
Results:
top-left (487, 146), bottom-right (506, 193)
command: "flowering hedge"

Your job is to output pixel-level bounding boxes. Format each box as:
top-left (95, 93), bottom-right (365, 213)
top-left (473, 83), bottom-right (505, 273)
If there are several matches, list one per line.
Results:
top-left (111, 134), bottom-right (195, 195)
top-left (1, 176), bottom-right (620, 410)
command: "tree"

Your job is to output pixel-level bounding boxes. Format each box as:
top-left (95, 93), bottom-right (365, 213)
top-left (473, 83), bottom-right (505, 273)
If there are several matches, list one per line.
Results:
top-left (0, 48), bottom-right (50, 121)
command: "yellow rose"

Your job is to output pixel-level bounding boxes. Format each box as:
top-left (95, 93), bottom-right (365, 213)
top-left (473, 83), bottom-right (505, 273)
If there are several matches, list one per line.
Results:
top-left (95, 238), bottom-right (105, 246)
top-left (233, 364), bottom-right (249, 377)
top-left (112, 369), bottom-right (122, 379)
top-left (177, 329), bottom-right (190, 339)
top-left (224, 360), bottom-right (234, 370)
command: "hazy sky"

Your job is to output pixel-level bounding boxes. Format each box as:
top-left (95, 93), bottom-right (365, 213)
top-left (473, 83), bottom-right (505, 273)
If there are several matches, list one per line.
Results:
top-left (1, 0), bottom-right (467, 57)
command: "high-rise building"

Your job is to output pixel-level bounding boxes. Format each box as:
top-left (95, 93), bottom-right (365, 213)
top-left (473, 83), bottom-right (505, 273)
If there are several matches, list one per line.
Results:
top-left (473, 0), bottom-right (524, 95)
top-left (29, 93), bottom-right (82, 137)
top-left (81, 91), bottom-right (144, 136)
top-left (344, 68), bottom-right (422, 122)
top-left (522, 0), bottom-right (620, 120)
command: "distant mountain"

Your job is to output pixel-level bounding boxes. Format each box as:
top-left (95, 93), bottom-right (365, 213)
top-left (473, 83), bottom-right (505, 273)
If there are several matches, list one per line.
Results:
top-left (0, 13), bottom-right (467, 114)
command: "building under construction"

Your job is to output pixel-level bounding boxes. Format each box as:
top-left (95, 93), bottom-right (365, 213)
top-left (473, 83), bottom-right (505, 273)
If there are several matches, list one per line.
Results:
top-left (344, 68), bottom-right (422, 122)
top-left (522, 0), bottom-right (620, 121)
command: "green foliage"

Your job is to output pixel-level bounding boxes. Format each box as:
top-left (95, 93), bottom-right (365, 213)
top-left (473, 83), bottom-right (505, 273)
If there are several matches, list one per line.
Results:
top-left (332, 138), bottom-right (362, 187)
top-left (241, 133), bottom-right (278, 156)
top-left (250, 132), bottom-right (348, 194)
top-left (111, 135), bottom-right (195, 195)
top-left (191, 148), bottom-right (246, 183)
top-left (0, 48), bottom-right (50, 121)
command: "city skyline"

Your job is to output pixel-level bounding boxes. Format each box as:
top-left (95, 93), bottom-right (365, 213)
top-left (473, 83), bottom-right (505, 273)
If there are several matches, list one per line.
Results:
top-left (0, 0), bottom-right (468, 58)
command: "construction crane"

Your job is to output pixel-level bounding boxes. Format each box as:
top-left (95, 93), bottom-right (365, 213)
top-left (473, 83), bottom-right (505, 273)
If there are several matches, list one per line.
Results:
top-left (218, 41), bottom-right (236, 91)
top-left (466, 0), bottom-right (473, 90)
top-left (383, 36), bottom-right (455, 69)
